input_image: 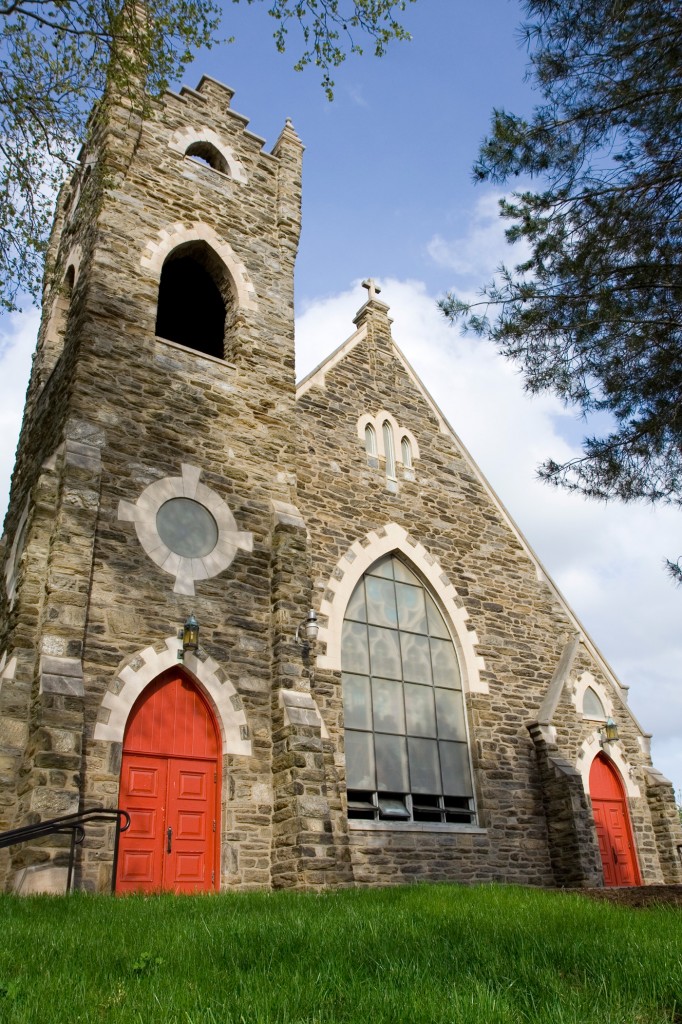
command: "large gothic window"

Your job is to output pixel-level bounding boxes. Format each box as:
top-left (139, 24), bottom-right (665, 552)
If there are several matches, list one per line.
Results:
top-left (342, 553), bottom-right (475, 825)
top-left (155, 241), bottom-right (232, 359)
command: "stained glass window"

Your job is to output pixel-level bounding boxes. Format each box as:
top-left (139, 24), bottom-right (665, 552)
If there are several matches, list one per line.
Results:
top-left (342, 553), bottom-right (475, 825)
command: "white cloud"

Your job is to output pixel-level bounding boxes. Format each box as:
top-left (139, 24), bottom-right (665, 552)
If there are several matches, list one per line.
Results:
top-left (346, 84), bottom-right (368, 108)
top-left (427, 191), bottom-right (530, 284)
top-left (0, 310), bottom-right (39, 528)
top-left (296, 277), bottom-right (682, 796)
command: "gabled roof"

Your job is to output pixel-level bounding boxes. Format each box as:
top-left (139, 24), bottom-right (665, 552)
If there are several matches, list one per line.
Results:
top-left (295, 307), bottom-right (647, 738)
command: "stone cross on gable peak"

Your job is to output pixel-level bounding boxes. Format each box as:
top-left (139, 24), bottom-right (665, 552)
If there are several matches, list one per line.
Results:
top-left (362, 278), bottom-right (382, 301)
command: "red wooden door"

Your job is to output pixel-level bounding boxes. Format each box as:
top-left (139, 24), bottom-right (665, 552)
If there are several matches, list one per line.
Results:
top-left (589, 754), bottom-right (640, 887)
top-left (116, 671), bottom-right (220, 893)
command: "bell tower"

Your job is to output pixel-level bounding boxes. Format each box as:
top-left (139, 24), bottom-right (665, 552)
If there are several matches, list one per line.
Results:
top-left (0, 75), bottom-right (319, 893)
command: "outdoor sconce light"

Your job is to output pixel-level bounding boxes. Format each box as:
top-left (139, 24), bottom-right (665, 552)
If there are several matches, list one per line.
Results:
top-left (178, 613), bottom-right (199, 661)
top-left (295, 609), bottom-right (319, 652)
top-left (599, 717), bottom-right (619, 747)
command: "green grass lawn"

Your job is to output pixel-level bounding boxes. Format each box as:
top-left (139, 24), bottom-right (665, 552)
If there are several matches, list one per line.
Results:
top-left (0, 884), bottom-right (680, 1023)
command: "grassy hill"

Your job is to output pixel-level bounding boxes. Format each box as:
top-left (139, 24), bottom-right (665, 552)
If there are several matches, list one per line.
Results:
top-left (0, 884), bottom-right (679, 1023)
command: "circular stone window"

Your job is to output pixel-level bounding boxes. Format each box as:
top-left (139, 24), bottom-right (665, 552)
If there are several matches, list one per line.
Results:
top-left (156, 498), bottom-right (218, 558)
top-left (118, 463), bottom-right (253, 596)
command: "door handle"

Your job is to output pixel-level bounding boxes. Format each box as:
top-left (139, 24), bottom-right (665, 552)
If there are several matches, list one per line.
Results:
top-left (612, 846), bottom-right (619, 864)
top-left (167, 827), bottom-right (172, 854)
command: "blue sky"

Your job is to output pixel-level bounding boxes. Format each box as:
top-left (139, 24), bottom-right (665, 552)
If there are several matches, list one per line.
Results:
top-left (1, 0), bottom-right (681, 798)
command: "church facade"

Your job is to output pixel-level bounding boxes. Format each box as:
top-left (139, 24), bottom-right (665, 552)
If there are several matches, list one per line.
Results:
top-left (0, 75), bottom-right (680, 894)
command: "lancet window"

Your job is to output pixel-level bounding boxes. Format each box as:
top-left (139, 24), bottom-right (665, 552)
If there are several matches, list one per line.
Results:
top-left (342, 553), bottom-right (475, 825)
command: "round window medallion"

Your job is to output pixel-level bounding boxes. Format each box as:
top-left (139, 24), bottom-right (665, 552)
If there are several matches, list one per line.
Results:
top-left (156, 498), bottom-right (218, 558)
top-left (118, 464), bottom-right (253, 595)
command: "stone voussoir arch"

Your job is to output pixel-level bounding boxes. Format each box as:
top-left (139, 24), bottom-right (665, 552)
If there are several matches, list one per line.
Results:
top-left (571, 670), bottom-right (615, 719)
top-left (168, 126), bottom-right (249, 183)
top-left (316, 521), bottom-right (487, 693)
top-left (577, 736), bottom-right (640, 799)
top-left (94, 635), bottom-right (252, 756)
top-left (140, 221), bottom-right (258, 311)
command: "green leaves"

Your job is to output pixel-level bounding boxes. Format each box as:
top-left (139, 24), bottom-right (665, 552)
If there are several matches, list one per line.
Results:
top-left (0, 0), bottom-right (413, 309)
top-left (0, 0), bottom-right (221, 311)
top-left (442, 0), bottom-right (682, 522)
top-left (241, 0), bottom-right (413, 99)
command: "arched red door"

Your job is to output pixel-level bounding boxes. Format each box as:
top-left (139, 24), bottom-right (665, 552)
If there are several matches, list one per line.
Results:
top-left (589, 754), bottom-right (640, 887)
top-left (116, 670), bottom-right (221, 893)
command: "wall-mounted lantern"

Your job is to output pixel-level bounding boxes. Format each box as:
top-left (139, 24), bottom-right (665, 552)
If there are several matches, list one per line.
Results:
top-left (178, 613), bottom-right (199, 661)
top-left (599, 717), bottom-right (619, 747)
top-left (295, 609), bottom-right (319, 653)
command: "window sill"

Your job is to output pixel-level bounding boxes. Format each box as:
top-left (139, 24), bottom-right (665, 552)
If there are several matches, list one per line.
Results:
top-left (348, 820), bottom-right (486, 834)
top-left (155, 335), bottom-right (237, 369)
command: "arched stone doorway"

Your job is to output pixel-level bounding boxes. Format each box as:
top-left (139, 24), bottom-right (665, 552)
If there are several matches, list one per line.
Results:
top-left (116, 669), bottom-right (221, 893)
top-left (589, 753), bottom-right (641, 887)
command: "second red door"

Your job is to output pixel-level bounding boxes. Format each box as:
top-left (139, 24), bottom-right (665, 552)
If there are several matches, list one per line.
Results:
top-left (589, 754), bottom-right (640, 887)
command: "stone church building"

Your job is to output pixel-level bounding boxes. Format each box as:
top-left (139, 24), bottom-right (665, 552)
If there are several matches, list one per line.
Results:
top-left (0, 74), bottom-right (680, 894)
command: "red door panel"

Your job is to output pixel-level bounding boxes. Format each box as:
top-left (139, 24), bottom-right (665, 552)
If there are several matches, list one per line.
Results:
top-left (589, 754), bottom-right (640, 887)
top-left (592, 803), bottom-right (616, 886)
top-left (116, 755), bottom-right (167, 892)
top-left (116, 671), bottom-right (220, 894)
top-left (165, 759), bottom-right (216, 892)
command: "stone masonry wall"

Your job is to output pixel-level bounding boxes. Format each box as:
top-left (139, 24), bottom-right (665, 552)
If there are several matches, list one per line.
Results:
top-left (296, 293), bottom-right (674, 888)
top-left (0, 76), bottom-right (319, 892)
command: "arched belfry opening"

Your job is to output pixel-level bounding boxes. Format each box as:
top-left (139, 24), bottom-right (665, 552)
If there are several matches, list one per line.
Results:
top-left (185, 141), bottom-right (229, 174)
top-left (155, 241), bottom-right (235, 359)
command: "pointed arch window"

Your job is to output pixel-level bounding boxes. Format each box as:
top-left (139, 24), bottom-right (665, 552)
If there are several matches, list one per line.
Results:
top-left (401, 436), bottom-right (413, 469)
top-left (583, 686), bottom-right (606, 720)
top-left (364, 423), bottom-right (377, 456)
top-left (155, 241), bottom-right (235, 359)
top-left (382, 421), bottom-right (396, 480)
top-left (342, 553), bottom-right (475, 825)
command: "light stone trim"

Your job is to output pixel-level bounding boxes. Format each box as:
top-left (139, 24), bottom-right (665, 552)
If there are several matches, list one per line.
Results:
top-left (536, 634), bottom-right (581, 726)
top-left (316, 521), bottom-right (487, 694)
top-left (272, 499), bottom-right (306, 531)
top-left (4, 499), bottom-right (30, 607)
top-left (140, 221), bottom-right (257, 311)
top-left (168, 126), bottom-right (248, 183)
top-left (13, 864), bottom-right (69, 895)
top-left (39, 655), bottom-right (84, 697)
top-left (118, 463), bottom-right (253, 596)
top-left (349, 821), bottom-right (487, 834)
top-left (577, 738), bottom-right (641, 799)
top-left (279, 689), bottom-right (329, 738)
top-left (42, 246), bottom-right (84, 357)
top-left (356, 411), bottom-right (420, 463)
top-left (63, 244), bottom-right (83, 289)
top-left (94, 635), bottom-right (252, 755)
top-left (571, 670), bottom-right (614, 720)
top-left (0, 653), bottom-right (17, 701)
top-left (296, 323), bottom-right (367, 396)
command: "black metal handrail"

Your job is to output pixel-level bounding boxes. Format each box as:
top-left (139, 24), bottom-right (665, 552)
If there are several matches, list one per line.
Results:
top-left (0, 807), bottom-right (131, 892)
